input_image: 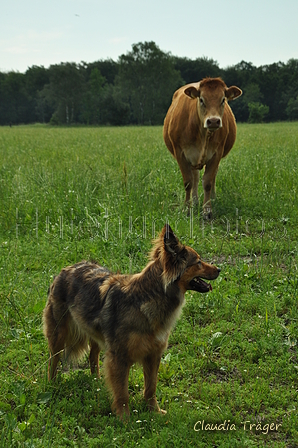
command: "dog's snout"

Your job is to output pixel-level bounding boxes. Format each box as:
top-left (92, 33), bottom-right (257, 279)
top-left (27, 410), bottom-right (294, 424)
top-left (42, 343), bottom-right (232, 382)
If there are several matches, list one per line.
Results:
top-left (217, 268), bottom-right (221, 273)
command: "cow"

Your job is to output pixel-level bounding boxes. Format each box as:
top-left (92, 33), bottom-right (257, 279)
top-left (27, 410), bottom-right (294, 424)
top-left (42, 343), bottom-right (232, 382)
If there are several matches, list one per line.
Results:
top-left (163, 77), bottom-right (242, 219)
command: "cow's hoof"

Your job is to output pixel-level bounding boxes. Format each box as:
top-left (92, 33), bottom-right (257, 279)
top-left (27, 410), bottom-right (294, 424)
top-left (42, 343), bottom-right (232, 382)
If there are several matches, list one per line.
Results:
top-left (203, 209), bottom-right (213, 220)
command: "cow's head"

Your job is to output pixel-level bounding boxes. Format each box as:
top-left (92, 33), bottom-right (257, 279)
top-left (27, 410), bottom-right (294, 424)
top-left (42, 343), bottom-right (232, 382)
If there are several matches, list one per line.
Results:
top-left (184, 77), bottom-right (242, 131)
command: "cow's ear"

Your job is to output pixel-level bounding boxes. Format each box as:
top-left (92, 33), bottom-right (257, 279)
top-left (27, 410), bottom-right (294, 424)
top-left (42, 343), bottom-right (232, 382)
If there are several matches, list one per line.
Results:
top-left (225, 86), bottom-right (242, 101)
top-left (184, 86), bottom-right (199, 99)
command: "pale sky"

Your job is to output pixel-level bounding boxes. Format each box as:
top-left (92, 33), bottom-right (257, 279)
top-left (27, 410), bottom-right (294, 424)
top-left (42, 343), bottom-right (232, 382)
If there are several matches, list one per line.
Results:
top-left (1, 0), bottom-right (298, 73)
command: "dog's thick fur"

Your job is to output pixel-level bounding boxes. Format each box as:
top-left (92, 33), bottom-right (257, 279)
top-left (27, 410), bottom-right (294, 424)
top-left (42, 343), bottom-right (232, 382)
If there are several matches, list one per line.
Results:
top-left (43, 224), bottom-right (220, 418)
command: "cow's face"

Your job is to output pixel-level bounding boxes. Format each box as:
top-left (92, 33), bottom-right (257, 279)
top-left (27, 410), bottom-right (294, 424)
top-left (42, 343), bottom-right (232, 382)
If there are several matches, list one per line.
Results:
top-left (184, 78), bottom-right (242, 131)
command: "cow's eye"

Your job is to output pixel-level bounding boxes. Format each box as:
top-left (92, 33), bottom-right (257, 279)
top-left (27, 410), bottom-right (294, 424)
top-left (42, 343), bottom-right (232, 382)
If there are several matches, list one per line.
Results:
top-left (199, 98), bottom-right (205, 107)
top-left (221, 98), bottom-right (226, 105)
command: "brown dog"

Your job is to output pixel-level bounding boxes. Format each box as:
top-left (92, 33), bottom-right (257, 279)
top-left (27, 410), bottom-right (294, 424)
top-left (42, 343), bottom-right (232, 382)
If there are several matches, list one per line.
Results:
top-left (43, 224), bottom-right (220, 419)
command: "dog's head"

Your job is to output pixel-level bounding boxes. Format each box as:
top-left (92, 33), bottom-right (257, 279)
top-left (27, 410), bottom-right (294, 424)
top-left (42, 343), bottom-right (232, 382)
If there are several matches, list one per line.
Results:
top-left (151, 224), bottom-right (220, 293)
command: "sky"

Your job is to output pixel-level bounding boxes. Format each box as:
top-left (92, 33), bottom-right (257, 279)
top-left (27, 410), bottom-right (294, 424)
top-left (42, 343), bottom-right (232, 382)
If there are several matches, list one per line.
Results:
top-left (1, 0), bottom-right (298, 73)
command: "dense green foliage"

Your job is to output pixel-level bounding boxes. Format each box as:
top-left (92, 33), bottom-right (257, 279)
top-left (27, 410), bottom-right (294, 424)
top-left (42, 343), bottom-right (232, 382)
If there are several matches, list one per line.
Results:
top-left (1, 41), bottom-right (298, 126)
top-left (0, 123), bottom-right (298, 447)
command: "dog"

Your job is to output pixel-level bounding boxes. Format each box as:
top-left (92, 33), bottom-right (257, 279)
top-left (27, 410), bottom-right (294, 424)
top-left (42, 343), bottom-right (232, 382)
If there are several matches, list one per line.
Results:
top-left (43, 224), bottom-right (220, 419)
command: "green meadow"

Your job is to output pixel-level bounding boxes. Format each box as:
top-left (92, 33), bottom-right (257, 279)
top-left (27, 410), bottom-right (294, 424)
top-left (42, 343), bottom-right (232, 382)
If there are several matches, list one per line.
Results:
top-left (0, 123), bottom-right (297, 447)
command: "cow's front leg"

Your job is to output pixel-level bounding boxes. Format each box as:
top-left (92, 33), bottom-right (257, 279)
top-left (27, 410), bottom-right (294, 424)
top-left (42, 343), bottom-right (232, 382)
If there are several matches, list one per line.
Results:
top-left (202, 158), bottom-right (220, 220)
top-left (175, 150), bottom-right (194, 207)
top-left (210, 166), bottom-right (219, 200)
top-left (192, 169), bottom-right (200, 206)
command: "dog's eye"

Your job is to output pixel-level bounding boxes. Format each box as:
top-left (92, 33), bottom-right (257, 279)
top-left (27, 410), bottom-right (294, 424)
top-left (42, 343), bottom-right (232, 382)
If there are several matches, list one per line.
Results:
top-left (197, 260), bottom-right (202, 266)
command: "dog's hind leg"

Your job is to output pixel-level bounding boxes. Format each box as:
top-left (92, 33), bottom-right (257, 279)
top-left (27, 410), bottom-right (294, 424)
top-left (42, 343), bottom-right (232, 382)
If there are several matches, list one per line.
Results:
top-left (104, 351), bottom-right (132, 419)
top-left (89, 339), bottom-right (100, 377)
top-left (142, 353), bottom-right (166, 414)
top-left (43, 302), bottom-right (68, 380)
top-left (47, 324), bottom-right (68, 380)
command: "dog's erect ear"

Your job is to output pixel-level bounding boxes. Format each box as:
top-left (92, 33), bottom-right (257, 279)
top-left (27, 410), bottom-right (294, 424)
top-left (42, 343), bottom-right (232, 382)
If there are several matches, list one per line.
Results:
top-left (161, 224), bottom-right (188, 290)
top-left (163, 224), bottom-right (179, 256)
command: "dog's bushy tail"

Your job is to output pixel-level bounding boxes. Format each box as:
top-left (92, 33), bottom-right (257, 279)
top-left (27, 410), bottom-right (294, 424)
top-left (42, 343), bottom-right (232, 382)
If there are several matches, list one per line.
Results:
top-left (43, 274), bottom-right (89, 367)
top-left (64, 318), bottom-right (89, 363)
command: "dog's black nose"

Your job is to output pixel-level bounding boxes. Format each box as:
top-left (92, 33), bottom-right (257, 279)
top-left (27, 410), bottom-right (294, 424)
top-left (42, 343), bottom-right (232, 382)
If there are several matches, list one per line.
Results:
top-left (217, 268), bottom-right (221, 273)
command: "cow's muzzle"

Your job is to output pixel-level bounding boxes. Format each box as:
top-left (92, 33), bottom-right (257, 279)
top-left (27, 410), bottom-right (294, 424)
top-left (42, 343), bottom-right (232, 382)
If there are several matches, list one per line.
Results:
top-left (205, 116), bottom-right (222, 130)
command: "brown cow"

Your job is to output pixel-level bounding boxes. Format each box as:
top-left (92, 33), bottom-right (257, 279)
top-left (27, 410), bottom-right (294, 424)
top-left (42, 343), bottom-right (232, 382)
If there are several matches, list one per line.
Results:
top-left (163, 77), bottom-right (242, 219)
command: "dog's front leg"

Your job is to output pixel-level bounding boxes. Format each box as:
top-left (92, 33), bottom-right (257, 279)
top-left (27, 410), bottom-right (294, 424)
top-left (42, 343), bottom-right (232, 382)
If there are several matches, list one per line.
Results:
top-left (142, 353), bottom-right (167, 415)
top-left (104, 352), bottom-right (131, 420)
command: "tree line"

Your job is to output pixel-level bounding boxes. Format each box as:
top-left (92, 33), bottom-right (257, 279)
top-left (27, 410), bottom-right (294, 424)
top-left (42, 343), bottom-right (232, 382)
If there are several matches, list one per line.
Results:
top-left (1, 41), bottom-right (298, 126)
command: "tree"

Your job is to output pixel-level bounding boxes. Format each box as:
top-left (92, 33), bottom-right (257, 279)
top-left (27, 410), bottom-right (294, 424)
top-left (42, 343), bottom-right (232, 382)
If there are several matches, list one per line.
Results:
top-left (1, 53), bottom-right (298, 125)
top-left (231, 82), bottom-right (265, 122)
top-left (45, 63), bottom-right (85, 124)
top-left (84, 59), bottom-right (118, 85)
top-left (0, 71), bottom-right (32, 124)
top-left (81, 68), bottom-right (106, 124)
top-left (25, 66), bottom-right (49, 95)
top-left (256, 62), bottom-right (286, 121)
top-left (286, 96), bottom-right (298, 120)
top-left (116, 41), bottom-right (183, 124)
top-left (248, 102), bottom-right (269, 123)
top-left (25, 66), bottom-right (51, 122)
top-left (174, 56), bottom-right (220, 84)
top-left (100, 84), bottom-right (130, 125)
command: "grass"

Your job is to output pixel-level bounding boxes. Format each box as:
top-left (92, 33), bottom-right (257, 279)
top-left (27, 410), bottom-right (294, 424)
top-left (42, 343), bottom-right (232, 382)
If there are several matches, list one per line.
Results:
top-left (0, 122), bottom-right (298, 447)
